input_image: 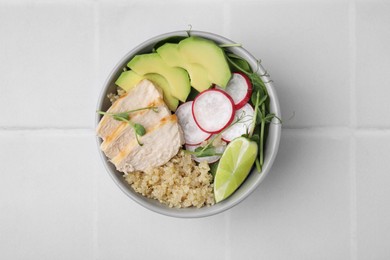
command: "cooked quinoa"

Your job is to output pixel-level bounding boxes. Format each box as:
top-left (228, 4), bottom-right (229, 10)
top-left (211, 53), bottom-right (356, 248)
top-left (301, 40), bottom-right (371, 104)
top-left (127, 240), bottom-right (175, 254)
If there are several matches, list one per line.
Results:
top-left (124, 150), bottom-right (215, 208)
top-left (107, 87), bottom-right (126, 103)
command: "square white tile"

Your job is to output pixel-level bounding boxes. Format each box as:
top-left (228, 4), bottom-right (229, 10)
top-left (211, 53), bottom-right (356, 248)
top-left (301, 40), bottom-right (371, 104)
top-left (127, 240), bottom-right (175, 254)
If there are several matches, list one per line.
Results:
top-left (0, 131), bottom-right (97, 259)
top-left (356, 132), bottom-right (390, 259)
top-left (96, 168), bottom-right (229, 260)
top-left (229, 0), bottom-right (350, 128)
top-left (0, 2), bottom-right (97, 128)
top-left (228, 131), bottom-right (351, 259)
top-left (356, 0), bottom-right (390, 128)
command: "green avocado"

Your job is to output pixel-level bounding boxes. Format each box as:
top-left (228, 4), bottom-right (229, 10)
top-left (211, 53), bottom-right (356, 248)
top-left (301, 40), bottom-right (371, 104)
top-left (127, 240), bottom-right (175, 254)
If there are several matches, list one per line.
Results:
top-left (144, 73), bottom-right (179, 111)
top-left (127, 53), bottom-right (190, 102)
top-left (156, 43), bottom-right (212, 92)
top-left (123, 36), bottom-right (231, 104)
top-left (178, 36), bottom-right (231, 88)
top-left (115, 70), bottom-right (179, 111)
top-left (115, 70), bottom-right (142, 92)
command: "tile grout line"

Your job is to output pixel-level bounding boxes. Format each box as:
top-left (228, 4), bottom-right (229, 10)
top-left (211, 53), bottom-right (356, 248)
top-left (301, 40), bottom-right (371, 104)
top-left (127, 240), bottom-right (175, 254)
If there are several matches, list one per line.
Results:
top-left (350, 133), bottom-right (357, 260)
top-left (1, 125), bottom-right (390, 133)
top-left (349, 0), bottom-right (357, 129)
top-left (348, 0), bottom-right (357, 259)
top-left (0, 128), bottom-right (94, 135)
top-left (283, 127), bottom-right (390, 136)
top-left (92, 1), bottom-right (100, 259)
top-left (0, 0), bottom-right (96, 5)
top-left (1, 127), bottom-right (390, 135)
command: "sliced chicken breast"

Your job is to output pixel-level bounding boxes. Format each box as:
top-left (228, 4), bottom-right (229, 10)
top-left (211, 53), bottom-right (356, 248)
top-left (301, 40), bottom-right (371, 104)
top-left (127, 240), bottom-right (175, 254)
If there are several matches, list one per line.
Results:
top-left (100, 100), bottom-right (171, 159)
top-left (96, 79), bottom-right (184, 173)
top-left (97, 79), bottom-right (165, 140)
top-left (111, 114), bottom-right (184, 172)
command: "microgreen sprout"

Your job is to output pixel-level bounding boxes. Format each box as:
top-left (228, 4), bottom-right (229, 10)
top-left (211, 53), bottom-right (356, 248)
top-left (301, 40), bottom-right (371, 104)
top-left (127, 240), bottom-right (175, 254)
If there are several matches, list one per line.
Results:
top-left (226, 52), bottom-right (282, 173)
top-left (96, 106), bottom-right (158, 146)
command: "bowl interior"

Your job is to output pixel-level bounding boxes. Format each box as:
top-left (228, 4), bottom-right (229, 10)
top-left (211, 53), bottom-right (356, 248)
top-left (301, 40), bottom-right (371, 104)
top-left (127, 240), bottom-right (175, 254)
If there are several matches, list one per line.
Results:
top-left (96, 30), bottom-right (281, 218)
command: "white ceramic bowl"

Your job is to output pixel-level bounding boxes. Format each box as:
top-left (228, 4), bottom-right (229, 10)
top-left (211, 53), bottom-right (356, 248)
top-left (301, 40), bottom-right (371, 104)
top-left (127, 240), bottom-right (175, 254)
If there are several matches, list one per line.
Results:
top-left (95, 30), bottom-right (281, 218)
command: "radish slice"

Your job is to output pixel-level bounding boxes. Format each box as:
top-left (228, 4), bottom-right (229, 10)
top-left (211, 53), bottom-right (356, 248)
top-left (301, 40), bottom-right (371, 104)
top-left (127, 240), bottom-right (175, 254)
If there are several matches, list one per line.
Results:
top-left (221, 72), bottom-right (252, 109)
top-left (192, 89), bottom-right (235, 134)
top-left (185, 143), bottom-right (226, 164)
top-left (221, 103), bottom-right (254, 142)
top-left (175, 102), bottom-right (211, 145)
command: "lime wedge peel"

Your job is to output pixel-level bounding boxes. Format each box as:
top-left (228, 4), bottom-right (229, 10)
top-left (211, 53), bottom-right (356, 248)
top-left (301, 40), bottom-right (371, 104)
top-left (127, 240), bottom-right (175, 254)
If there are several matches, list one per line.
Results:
top-left (214, 137), bottom-right (258, 203)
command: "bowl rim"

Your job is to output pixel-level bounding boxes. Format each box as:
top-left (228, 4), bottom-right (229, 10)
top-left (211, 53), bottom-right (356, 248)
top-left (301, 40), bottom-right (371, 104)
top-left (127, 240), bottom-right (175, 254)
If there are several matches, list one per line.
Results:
top-left (95, 30), bottom-right (282, 218)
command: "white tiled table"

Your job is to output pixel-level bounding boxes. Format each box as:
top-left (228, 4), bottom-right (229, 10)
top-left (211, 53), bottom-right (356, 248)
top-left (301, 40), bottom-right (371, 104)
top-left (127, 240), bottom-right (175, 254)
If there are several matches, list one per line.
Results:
top-left (1, 0), bottom-right (389, 259)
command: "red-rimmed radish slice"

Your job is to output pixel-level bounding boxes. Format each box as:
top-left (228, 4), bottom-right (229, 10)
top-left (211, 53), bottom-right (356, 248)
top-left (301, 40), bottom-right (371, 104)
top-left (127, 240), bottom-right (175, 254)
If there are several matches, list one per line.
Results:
top-left (185, 143), bottom-right (226, 164)
top-left (221, 103), bottom-right (254, 142)
top-left (192, 89), bottom-right (235, 134)
top-left (222, 72), bottom-right (252, 109)
top-left (175, 101), bottom-right (211, 145)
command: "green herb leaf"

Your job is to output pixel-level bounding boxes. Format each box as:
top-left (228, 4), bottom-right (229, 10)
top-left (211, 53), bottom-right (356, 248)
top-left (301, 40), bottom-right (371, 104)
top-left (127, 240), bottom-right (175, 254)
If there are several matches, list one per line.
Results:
top-left (259, 102), bottom-right (266, 167)
top-left (226, 53), bottom-right (253, 74)
top-left (255, 107), bottom-right (262, 125)
top-left (134, 123), bottom-right (146, 136)
top-left (226, 54), bottom-right (251, 75)
top-left (258, 94), bottom-right (268, 107)
top-left (250, 134), bottom-right (260, 143)
top-left (194, 146), bottom-right (217, 157)
top-left (96, 108), bottom-right (154, 146)
top-left (194, 146), bottom-right (204, 153)
top-left (209, 161), bottom-right (219, 178)
top-left (251, 91), bottom-right (258, 105)
top-left (241, 133), bottom-right (250, 139)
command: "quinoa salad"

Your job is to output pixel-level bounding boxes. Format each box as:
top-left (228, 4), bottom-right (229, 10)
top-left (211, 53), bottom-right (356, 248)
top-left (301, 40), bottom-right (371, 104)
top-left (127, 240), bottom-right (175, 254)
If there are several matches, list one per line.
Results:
top-left (96, 35), bottom-right (275, 208)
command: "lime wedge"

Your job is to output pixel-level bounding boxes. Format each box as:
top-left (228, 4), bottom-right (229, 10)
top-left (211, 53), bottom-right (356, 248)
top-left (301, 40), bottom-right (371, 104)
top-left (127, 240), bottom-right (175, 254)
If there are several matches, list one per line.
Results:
top-left (214, 137), bottom-right (258, 203)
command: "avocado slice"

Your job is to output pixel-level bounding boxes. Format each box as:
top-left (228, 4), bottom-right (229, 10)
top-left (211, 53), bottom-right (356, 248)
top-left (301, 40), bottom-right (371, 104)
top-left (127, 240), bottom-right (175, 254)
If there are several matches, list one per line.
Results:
top-left (178, 36), bottom-right (231, 88)
top-left (157, 43), bottom-right (212, 92)
top-left (127, 53), bottom-right (190, 102)
top-left (115, 70), bottom-right (142, 92)
top-left (115, 70), bottom-right (179, 111)
top-left (144, 73), bottom-right (179, 111)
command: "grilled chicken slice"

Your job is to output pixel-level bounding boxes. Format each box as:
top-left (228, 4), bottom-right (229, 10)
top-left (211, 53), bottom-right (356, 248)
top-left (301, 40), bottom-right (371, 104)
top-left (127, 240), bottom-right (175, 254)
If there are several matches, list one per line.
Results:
top-left (100, 99), bottom-right (171, 159)
top-left (111, 114), bottom-right (183, 172)
top-left (96, 79), bottom-right (184, 172)
top-left (97, 79), bottom-right (166, 140)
